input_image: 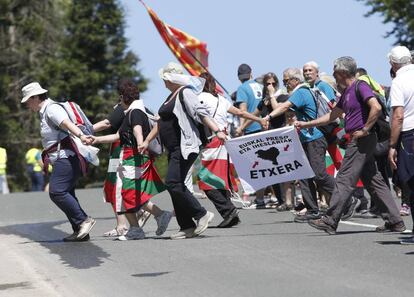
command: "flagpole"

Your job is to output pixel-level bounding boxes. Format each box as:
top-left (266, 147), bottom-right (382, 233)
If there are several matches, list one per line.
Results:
top-left (139, 0), bottom-right (231, 97)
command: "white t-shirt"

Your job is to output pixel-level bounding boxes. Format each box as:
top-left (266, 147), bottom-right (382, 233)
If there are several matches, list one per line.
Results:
top-left (40, 99), bottom-right (75, 162)
top-left (199, 92), bottom-right (232, 131)
top-left (390, 64), bottom-right (414, 131)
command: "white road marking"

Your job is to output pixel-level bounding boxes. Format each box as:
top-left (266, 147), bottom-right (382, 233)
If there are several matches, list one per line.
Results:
top-left (339, 221), bottom-right (378, 228)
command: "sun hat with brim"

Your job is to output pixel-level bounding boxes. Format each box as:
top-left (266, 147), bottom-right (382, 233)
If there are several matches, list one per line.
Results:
top-left (21, 82), bottom-right (48, 103)
top-left (159, 62), bottom-right (185, 80)
top-left (387, 46), bottom-right (412, 64)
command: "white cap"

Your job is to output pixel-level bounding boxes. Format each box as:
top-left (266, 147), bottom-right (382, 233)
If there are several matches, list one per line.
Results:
top-left (159, 62), bottom-right (184, 80)
top-left (387, 46), bottom-right (412, 64)
top-left (21, 82), bottom-right (48, 103)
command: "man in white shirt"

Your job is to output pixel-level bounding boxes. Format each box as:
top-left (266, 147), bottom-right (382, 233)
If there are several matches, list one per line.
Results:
top-left (388, 45), bottom-right (414, 244)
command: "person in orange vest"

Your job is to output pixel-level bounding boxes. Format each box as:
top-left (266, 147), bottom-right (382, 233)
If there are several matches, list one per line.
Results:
top-left (0, 147), bottom-right (10, 194)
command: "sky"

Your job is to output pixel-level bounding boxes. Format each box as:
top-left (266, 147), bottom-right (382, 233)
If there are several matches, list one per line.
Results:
top-left (120, 0), bottom-right (396, 111)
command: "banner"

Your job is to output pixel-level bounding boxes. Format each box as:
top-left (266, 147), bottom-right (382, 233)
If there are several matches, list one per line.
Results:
top-left (225, 126), bottom-right (314, 191)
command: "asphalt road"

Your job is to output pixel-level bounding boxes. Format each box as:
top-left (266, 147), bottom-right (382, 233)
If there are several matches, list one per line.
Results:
top-left (0, 189), bottom-right (413, 297)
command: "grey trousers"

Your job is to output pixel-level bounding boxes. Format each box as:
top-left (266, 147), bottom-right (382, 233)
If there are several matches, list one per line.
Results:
top-left (299, 137), bottom-right (335, 213)
top-left (325, 133), bottom-right (401, 227)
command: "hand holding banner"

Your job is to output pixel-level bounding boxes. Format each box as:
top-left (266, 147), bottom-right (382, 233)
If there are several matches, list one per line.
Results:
top-left (225, 126), bottom-right (314, 191)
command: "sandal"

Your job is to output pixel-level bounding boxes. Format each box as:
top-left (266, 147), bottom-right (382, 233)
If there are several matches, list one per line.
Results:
top-left (103, 227), bottom-right (128, 237)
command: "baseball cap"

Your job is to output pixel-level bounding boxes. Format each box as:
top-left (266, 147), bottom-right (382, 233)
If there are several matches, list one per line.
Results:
top-left (237, 63), bottom-right (252, 80)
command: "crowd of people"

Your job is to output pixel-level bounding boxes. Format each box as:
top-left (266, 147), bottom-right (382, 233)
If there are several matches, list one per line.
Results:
top-left (18, 45), bottom-right (414, 245)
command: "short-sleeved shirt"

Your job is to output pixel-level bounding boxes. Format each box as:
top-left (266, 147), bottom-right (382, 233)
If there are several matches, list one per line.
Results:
top-left (107, 104), bottom-right (125, 133)
top-left (315, 80), bottom-right (337, 102)
top-left (198, 92), bottom-right (232, 131)
top-left (257, 99), bottom-right (286, 129)
top-left (236, 79), bottom-right (263, 133)
top-left (119, 109), bottom-right (150, 147)
top-left (336, 80), bottom-right (375, 133)
top-left (390, 64), bottom-right (414, 132)
top-left (288, 88), bottom-right (324, 143)
top-left (40, 99), bottom-right (75, 161)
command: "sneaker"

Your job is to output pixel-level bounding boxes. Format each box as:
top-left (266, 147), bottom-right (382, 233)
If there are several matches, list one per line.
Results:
top-left (400, 236), bottom-right (414, 245)
top-left (77, 217), bottom-right (96, 239)
top-left (294, 212), bottom-right (321, 223)
top-left (276, 203), bottom-right (293, 212)
top-left (375, 221), bottom-right (406, 233)
top-left (341, 197), bottom-right (361, 221)
top-left (155, 211), bottom-right (173, 236)
top-left (355, 210), bottom-right (378, 219)
top-left (63, 232), bottom-right (90, 242)
top-left (400, 204), bottom-right (411, 216)
top-left (103, 227), bottom-right (128, 237)
top-left (118, 226), bottom-right (145, 241)
top-left (308, 218), bottom-right (336, 235)
top-left (217, 208), bottom-right (239, 228)
top-left (227, 215), bottom-right (241, 227)
top-left (170, 227), bottom-right (197, 240)
top-left (137, 210), bottom-right (152, 228)
top-left (194, 211), bottom-right (214, 235)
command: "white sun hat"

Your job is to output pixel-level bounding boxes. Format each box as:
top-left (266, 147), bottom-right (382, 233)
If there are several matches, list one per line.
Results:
top-left (21, 82), bottom-right (48, 103)
top-left (158, 62), bottom-right (185, 80)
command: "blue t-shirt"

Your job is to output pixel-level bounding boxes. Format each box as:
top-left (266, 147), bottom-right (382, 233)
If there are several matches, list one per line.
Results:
top-left (288, 87), bottom-right (324, 143)
top-left (315, 80), bottom-right (336, 102)
top-left (236, 79), bottom-right (263, 133)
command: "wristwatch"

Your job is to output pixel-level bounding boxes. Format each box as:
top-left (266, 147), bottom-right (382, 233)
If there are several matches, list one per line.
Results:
top-left (78, 131), bottom-right (84, 138)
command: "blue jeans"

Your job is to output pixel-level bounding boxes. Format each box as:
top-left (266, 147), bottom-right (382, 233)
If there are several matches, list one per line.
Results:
top-left (49, 156), bottom-right (87, 232)
top-left (29, 168), bottom-right (44, 191)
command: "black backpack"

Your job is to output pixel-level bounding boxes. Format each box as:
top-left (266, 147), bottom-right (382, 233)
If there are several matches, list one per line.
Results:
top-left (354, 80), bottom-right (390, 142)
top-left (178, 87), bottom-right (210, 146)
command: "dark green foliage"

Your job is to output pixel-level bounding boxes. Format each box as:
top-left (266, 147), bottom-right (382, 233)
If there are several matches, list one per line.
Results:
top-left (0, 0), bottom-right (148, 191)
top-left (359, 0), bottom-right (414, 49)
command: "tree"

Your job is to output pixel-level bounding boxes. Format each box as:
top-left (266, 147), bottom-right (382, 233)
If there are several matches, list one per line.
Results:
top-left (0, 0), bottom-right (148, 191)
top-left (359, 0), bottom-right (414, 48)
top-left (0, 0), bottom-right (66, 190)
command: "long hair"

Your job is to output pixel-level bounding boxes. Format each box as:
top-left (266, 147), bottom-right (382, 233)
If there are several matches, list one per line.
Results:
top-left (262, 72), bottom-right (279, 99)
top-left (199, 72), bottom-right (218, 97)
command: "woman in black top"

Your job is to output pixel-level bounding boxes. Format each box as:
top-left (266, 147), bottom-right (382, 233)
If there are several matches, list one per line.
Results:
top-left (92, 79), bottom-right (173, 240)
top-left (140, 62), bottom-right (226, 239)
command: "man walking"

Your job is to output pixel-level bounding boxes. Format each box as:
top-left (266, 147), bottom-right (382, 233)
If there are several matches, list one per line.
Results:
top-left (295, 56), bottom-right (404, 234)
top-left (387, 46), bottom-right (414, 244)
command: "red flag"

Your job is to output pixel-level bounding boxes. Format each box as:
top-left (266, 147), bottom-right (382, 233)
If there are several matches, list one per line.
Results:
top-left (140, 1), bottom-right (208, 76)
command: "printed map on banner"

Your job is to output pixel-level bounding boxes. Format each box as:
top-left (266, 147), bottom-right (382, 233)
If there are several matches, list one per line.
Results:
top-left (225, 126), bottom-right (315, 191)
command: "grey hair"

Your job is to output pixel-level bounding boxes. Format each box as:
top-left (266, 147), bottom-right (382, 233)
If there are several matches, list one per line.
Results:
top-left (303, 61), bottom-right (319, 72)
top-left (283, 68), bottom-right (304, 82)
top-left (333, 56), bottom-right (357, 77)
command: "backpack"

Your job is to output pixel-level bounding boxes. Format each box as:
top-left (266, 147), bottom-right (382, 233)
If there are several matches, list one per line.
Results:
top-left (354, 80), bottom-right (390, 142)
top-left (299, 84), bottom-right (339, 144)
top-left (52, 101), bottom-right (94, 135)
top-left (128, 106), bottom-right (163, 156)
top-left (178, 87), bottom-right (210, 146)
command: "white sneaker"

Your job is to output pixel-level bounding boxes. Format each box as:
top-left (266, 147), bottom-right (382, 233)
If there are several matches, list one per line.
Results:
top-left (77, 217), bottom-right (96, 239)
top-left (118, 226), bottom-right (145, 241)
top-left (194, 211), bottom-right (214, 235)
top-left (155, 211), bottom-right (173, 236)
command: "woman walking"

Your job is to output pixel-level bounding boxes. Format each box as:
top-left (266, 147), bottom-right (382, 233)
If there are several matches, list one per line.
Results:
top-left (92, 79), bottom-right (172, 240)
top-left (140, 62), bottom-right (226, 239)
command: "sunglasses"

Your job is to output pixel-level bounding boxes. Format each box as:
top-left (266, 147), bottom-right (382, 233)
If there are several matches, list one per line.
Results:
top-left (266, 82), bottom-right (277, 86)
